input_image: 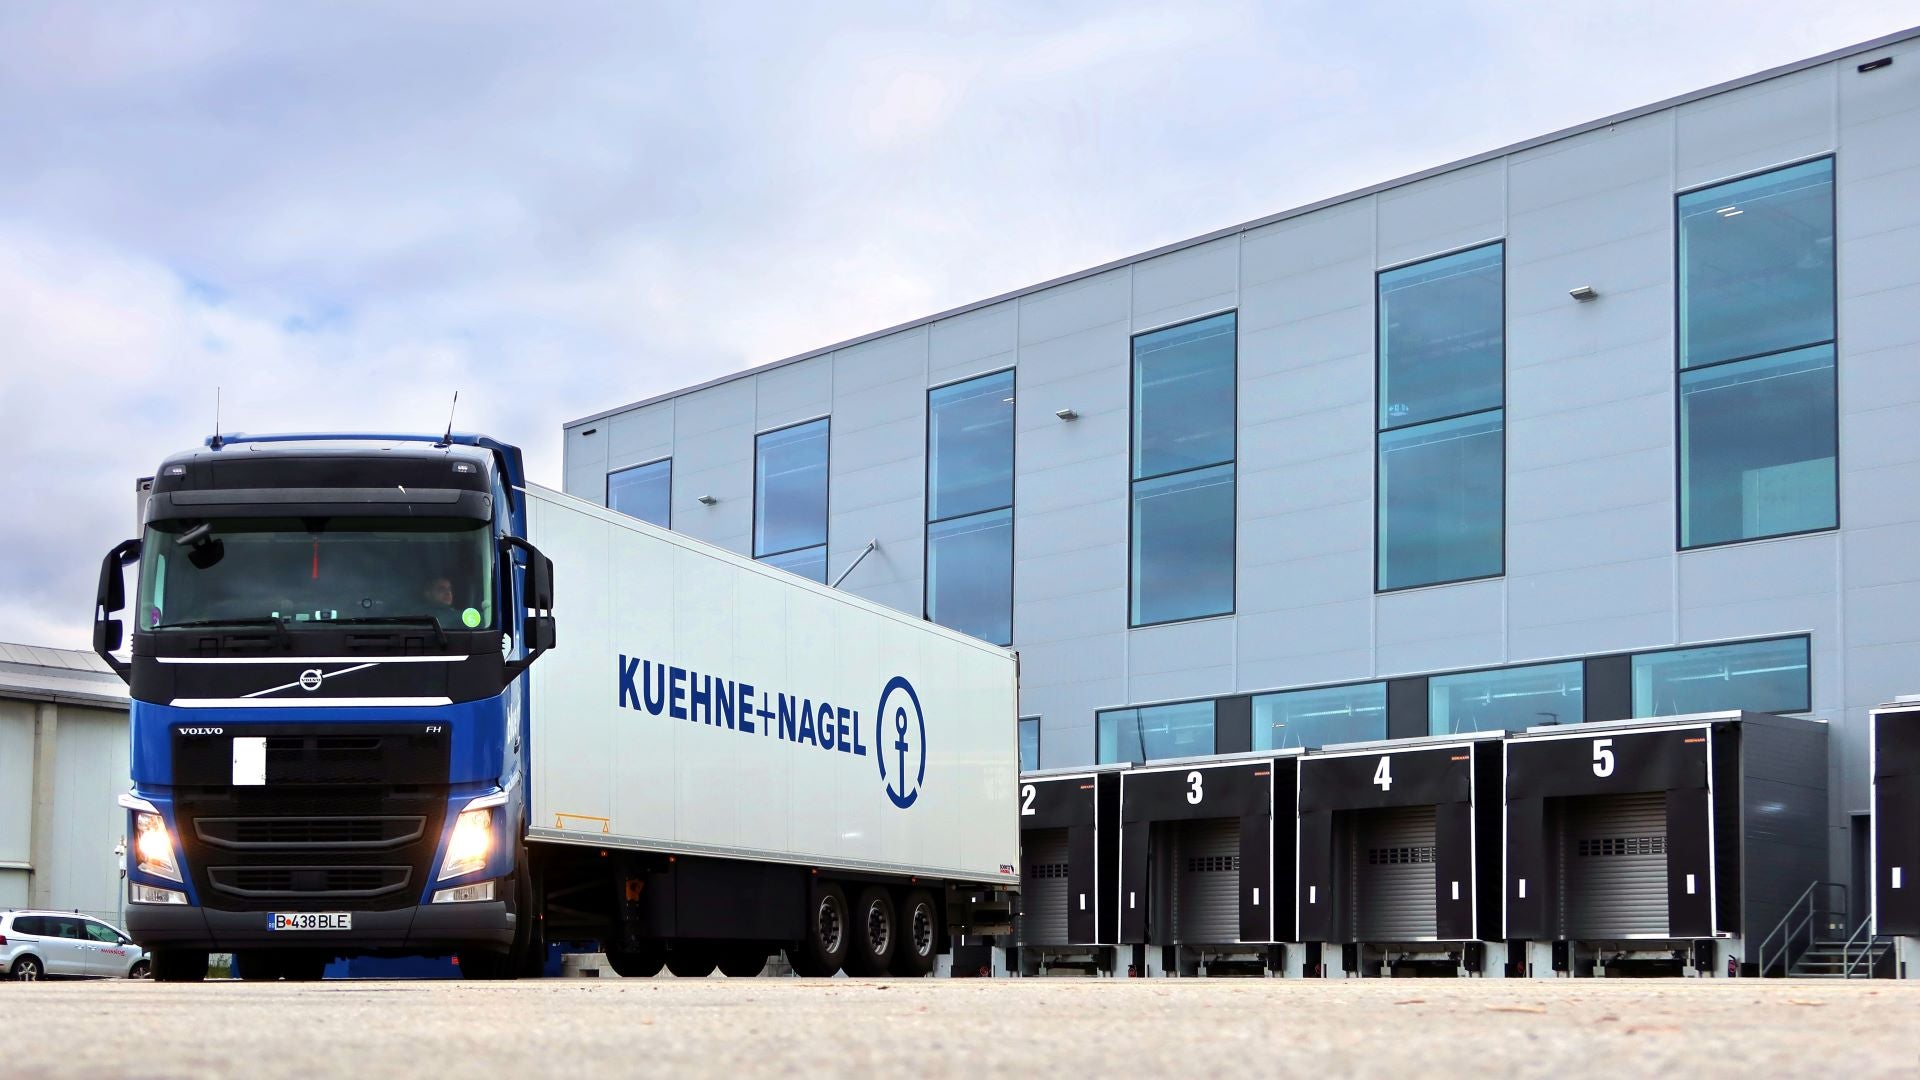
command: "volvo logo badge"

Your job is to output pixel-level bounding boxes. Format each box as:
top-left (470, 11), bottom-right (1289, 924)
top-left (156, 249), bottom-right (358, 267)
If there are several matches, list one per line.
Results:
top-left (298, 668), bottom-right (324, 692)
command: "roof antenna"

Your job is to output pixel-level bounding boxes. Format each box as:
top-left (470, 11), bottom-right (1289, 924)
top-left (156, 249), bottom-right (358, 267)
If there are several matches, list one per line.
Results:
top-left (209, 387), bottom-right (224, 450)
top-left (436, 391), bottom-right (460, 447)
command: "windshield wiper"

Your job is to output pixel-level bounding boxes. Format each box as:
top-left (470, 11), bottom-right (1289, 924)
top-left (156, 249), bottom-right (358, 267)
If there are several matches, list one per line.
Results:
top-left (165, 616), bottom-right (291, 632)
top-left (331, 616), bottom-right (449, 646)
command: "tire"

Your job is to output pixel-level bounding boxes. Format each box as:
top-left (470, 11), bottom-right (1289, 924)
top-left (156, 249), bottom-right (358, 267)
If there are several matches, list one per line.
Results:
top-left (149, 949), bottom-right (207, 983)
top-left (515, 853), bottom-right (547, 979)
top-left (716, 945), bottom-right (768, 978)
top-left (234, 950), bottom-right (285, 981)
top-left (844, 886), bottom-right (898, 977)
top-left (890, 889), bottom-right (939, 977)
top-left (462, 854), bottom-right (538, 981)
top-left (785, 882), bottom-right (849, 977)
top-left (605, 943), bottom-right (665, 978)
top-left (664, 943), bottom-right (717, 979)
top-left (127, 959), bottom-right (152, 980)
top-left (456, 948), bottom-right (513, 980)
top-left (10, 955), bottom-right (44, 982)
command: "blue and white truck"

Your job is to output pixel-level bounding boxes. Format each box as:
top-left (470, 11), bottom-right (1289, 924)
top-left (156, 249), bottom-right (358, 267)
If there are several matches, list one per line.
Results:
top-left (94, 432), bottom-right (1019, 981)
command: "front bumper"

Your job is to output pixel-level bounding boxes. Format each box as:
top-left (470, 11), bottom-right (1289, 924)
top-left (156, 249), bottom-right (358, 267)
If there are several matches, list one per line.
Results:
top-left (124, 900), bottom-right (514, 953)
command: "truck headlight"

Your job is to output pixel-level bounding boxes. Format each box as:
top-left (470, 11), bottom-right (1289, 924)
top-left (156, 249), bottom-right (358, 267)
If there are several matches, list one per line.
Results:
top-left (438, 808), bottom-right (494, 880)
top-left (134, 811), bottom-right (182, 883)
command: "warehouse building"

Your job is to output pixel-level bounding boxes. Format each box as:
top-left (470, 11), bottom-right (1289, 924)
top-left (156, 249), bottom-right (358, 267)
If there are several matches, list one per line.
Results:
top-left (564, 26), bottom-right (1920, 909)
top-left (0, 643), bottom-right (132, 927)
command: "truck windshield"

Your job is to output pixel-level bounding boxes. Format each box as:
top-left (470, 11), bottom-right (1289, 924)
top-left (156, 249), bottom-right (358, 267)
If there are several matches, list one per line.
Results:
top-left (136, 517), bottom-right (495, 632)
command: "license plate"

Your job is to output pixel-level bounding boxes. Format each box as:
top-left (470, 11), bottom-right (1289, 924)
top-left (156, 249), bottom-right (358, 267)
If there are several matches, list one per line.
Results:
top-left (268, 912), bottom-right (352, 931)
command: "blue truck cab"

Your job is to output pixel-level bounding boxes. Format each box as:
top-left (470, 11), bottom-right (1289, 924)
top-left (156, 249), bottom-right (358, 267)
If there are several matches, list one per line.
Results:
top-left (93, 432), bottom-right (555, 981)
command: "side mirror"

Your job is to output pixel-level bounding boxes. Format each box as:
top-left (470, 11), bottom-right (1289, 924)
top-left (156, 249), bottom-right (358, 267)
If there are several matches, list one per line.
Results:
top-left (500, 537), bottom-right (554, 680)
top-left (93, 538), bottom-right (141, 681)
top-left (526, 552), bottom-right (554, 612)
top-left (525, 615), bottom-right (556, 652)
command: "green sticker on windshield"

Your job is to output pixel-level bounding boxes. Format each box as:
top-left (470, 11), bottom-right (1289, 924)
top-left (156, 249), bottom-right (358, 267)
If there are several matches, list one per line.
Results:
top-left (462, 607), bottom-right (481, 628)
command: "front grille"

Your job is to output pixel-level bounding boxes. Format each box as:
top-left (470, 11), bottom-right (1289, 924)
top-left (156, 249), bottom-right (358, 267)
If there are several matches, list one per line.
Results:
top-left (207, 865), bottom-right (412, 899)
top-left (194, 815), bottom-right (426, 851)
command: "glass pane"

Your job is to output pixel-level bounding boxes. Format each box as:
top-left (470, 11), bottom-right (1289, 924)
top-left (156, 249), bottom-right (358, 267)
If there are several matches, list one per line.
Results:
top-left (926, 509), bottom-right (1012, 645)
top-left (607, 459), bottom-right (671, 528)
top-left (1019, 717), bottom-right (1040, 772)
top-left (1131, 463), bottom-right (1234, 625)
top-left (1252, 683), bottom-right (1387, 750)
top-left (1133, 312), bottom-right (1236, 479)
top-left (757, 545), bottom-right (826, 584)
top-left (1679, 346), bottom-right (1836, 548)
top-left (1377, 411), bottom-right (1503, 590)
top-left (754, 419), bottom-right (829, 557)
top-left (1632, 637), bottom-right (1810, 717)
top-left (1379, 245), bottom-right (1504, 428)
top-left (1097, 701), bottom-right (1215, 765)
top-left (1679, 158), bottom-right (1834, 368)
top-left (1429, 661), bottom-right (1584, 735)
top-left (928, 371), bottom-right (1014, 521)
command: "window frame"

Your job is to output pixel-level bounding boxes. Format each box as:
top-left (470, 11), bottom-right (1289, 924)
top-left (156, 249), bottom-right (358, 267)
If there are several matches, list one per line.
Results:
top-left (1250, 678), bottom-right (1389, 751)
top-left (1095, 695), bottom-right (1220, 765)
top-left (1629, 632), bottom-right (1812, 716)
top-left (1373, 239), bottom-right (1508, 594)
top-left (1425, 657), bottom-right (1587, 736)
top-left (1672, 155), bottom-right (1839, 553)
top-left (605, 456), bottom-right (673, 529)
top-left (752, 415), bottom-right (832, 580)
top-left (1127, 309), bottom-right (1238, 629)
top-left (1018, 715), bottom-right (1041, 773)
top-left (923, 368), bottom-right (1017, 646)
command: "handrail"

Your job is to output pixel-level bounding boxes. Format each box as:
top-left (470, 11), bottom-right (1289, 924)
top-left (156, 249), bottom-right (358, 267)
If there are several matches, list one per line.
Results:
top-left (1759, 880), bottom-right (1846, 977)
top-left (1840, 909), bottom-right (1880, 979)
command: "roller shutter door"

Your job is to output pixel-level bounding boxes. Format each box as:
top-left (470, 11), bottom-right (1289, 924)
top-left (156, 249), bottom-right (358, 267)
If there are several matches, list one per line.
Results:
top-left (1173, 818), bottom-right (1241, 944)
top-left (1352, 805), bottom-right (1438, 941)
top-left (1561, 792), bottom-right (1668, 939)
top-left (1019, 828), bottom-right (1071, 947)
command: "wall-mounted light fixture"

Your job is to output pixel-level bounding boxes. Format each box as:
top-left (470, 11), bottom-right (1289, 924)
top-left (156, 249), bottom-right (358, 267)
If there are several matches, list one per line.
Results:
top-left (697, 495), bottom-right (717, 506)
top-left (1055, 408), bottom-right (1079, 421)
top-left (1568, 285), bottom-right (1599, 303)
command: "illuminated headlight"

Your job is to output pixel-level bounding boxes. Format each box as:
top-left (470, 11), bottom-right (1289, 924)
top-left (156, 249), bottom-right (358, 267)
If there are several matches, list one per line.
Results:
top-left (134, 811), bottom-right (182, 882)
top-left (131, 883), bottom-right (188, 905)
top-left (438, 808), bottom-right (494, 880)
top-left (431, 880), bottom-right (497, 904)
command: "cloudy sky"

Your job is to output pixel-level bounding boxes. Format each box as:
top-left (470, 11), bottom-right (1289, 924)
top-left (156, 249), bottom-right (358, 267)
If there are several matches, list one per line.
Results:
top-left (0, 1), bottom-right (1910, 650)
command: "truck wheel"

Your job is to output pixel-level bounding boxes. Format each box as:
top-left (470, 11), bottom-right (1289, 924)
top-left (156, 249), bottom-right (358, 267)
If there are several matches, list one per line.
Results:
top-left (786, 882), bottom-right (849, 977)
top-left (605, 943), bottom-right (665, 978)
top-left (10, 955), bottom-right (43, 981)
top-left (149, 949), bottom-right (207, 983)
top-left (844, 886), bottom-right (897, 977)
top-left (890, 889), bottom-right (939, 977)
top-left (457, 948), bottom-right (513, 980)
top-left (716, 945), bottom-right (768, 978)
top-left (514, 855), bottom-right (546, 979)
top-left (234, 951), bottom-right (285, 981)
top-left (665, 944), bottom-right (717, 978)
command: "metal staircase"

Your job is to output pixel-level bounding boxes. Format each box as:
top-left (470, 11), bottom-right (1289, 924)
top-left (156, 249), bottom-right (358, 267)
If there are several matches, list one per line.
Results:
top-left (1759, 881), bottom-right (1894, 978)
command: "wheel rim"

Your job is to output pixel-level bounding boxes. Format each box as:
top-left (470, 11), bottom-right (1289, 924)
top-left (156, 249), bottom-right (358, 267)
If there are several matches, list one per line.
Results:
top-left (817, 896), bottom-right (844, 955)
top-left (865, 900), bottom-right (891, 956)
top-left (132, 963), bottom-right (150, 979)
top-left (910, 903), bottom-right (934, 958)
top-left (18, 960), bottom-right (40, 981)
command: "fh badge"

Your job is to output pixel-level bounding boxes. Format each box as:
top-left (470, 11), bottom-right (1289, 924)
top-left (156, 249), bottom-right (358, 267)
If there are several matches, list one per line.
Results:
top-left (875, 676), bottom-right (927, 809)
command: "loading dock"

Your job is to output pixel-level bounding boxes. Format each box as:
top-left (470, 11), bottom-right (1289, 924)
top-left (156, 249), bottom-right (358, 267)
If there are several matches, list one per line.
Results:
top-left (1118, 752), bottom-right (1298, 976)
top-left (1013, 767), bottom-right (1123, 975)
top-left (1871, 700), bottom-right (1920, 979)
top-left (1297, 734), bottom-right (1502, 977)
top-left (1505, 711), bottom-right (1826, 977)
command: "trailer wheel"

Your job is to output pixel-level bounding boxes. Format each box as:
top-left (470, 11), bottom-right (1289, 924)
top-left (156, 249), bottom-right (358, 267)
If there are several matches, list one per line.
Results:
top-left (890, 889), bottom-right (939, 977)
top-left (786, 882), bottom-right (849, 977)
top-left (716, 945), bottom-right (769, 978)
top-left (665, 944), bottom-right (717, 978)
top-left (149, 949), bottom-right (207, 983)
top-left (844, 886), bottom-right (897, 977)
top-left (605, 943), bottom-right (665, 978)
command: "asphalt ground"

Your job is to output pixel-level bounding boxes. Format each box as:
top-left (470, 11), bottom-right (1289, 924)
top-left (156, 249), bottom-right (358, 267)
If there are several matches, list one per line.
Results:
top-left (4, 976), bottom-right (1917, 1078)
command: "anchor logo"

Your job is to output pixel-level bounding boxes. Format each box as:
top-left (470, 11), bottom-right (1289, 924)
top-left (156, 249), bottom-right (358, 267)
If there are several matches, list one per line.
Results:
top-left (874, 675), bottom-right (927, 810)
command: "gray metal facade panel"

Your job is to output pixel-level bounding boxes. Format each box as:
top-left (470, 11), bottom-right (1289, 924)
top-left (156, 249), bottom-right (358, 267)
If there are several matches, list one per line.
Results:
top-left (1173, 817), bottom-right (1240, 944)
top-left (1352, 805), bottom-right (1438, 941)
top-left (1560, 792), bottom-right (1669, 939)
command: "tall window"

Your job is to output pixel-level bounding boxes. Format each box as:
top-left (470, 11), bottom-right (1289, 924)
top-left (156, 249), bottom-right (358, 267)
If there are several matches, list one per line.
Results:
top-left (1677, 158), bottom-right (1837, 548)
top-left (607, 458), bottom-right (671, 528)
top-left (1097, 700), bottom-right (1216, 765)
top-left (1252, 682), bottom-right (1386, 750)
top-left (1376, 243), bottom-right (1505, 591)
top-left (926, 370), bottom-right (1014, 645)
top-left (1131, 312), bottom-right (1236, 626)
top-left (754, 418), bottom-right (829, 582)
top-left (1018, 717), bottom-right (1040, 773)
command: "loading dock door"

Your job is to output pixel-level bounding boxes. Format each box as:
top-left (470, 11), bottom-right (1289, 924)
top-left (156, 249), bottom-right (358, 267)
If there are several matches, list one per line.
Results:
top-left (1561, 792), bottom-right (1668, 939)
top-left (1352, 805), bottom-right (1438, 941)
top-left (1174, 818), bottom-right (1241, 944)
top-left (1021, 827), bottom-right (1072, 947)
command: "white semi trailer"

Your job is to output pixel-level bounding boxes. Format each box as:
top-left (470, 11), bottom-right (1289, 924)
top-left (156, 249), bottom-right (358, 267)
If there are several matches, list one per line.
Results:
top-left (101, 433), bottom-right (1019, 980)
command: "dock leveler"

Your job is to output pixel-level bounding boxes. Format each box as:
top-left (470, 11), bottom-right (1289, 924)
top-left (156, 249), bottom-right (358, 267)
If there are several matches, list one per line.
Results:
top-left (1014, 768), bottom-right (1123, 975)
